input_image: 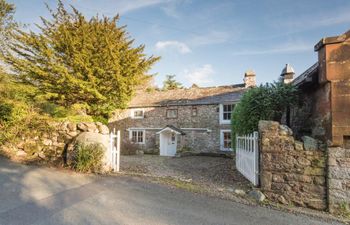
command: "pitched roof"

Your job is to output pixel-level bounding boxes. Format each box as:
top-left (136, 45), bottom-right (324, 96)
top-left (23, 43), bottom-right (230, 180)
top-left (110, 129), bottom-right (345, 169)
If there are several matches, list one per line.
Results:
top-left (129, 84), bottom-right (247, 108)
top-left (280, 64), bottom-right (295, 76)
top-left (156, 125), bottom-right (186, 135)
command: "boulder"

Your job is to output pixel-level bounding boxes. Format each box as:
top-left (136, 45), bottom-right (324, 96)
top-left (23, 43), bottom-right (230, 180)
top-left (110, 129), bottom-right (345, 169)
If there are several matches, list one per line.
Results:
top-left (67, 122), bottom-right (77, 132)
top-left (302, 136), bottom-right (319, 151)
top-left (16, 150), bottom-right (27, 157)
top-left (97, 123), bottom-right (109, 135)
top-left (279, 125), bottom-right (293, 136)
top-left (234, 189), bottom-right (246, 195)
top-left (248, 190), bottom-right (266, 202)
top-left (67, 132), bottom-right (111, 173)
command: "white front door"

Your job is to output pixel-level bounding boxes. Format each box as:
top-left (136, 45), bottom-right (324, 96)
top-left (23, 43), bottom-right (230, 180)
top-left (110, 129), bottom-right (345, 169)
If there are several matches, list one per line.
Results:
top-left (160, 132), bottom-right (177, 156)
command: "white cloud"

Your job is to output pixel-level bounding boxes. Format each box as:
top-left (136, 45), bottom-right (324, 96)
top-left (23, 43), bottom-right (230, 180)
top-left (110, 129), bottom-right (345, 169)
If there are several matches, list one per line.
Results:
top-left (155, 41), bottom-right (191, 54)
top-left (270, 8), bottom-right (350, 31)
top-left (189, 30), bottom-right (231, 46)
top-left (232, 42), bottom-right (312, 56)
top-left (184, 64), bottom-right (214, 86)
top-left (72, 0), bottom-right (168, 14)
top-left (117, 0), bottom-right (168, 14)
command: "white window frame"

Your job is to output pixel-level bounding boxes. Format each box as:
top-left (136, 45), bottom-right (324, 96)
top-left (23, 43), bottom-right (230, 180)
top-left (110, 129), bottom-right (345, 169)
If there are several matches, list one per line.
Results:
top-left (219, 103), bottom-right (233, 124)
top-left (220, 129), bottom-right (232, 151)
top-left (131, 108), bottom-right (144, 119)
top-left (129, 129), bottom-right (146, 144)
top-left (166, 108), bottom-right (178, 119)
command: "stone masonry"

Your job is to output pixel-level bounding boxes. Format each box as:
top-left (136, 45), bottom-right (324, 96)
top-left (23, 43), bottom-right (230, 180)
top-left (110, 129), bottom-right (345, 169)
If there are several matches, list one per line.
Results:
top-left (109, 105), bottom-right (230, 154)
top-left (328, 146), bottom-right (350, 214)
top-left (1, 121), bottom-right (110, 167)
top-left (259, 121), bottom-right (327, 210)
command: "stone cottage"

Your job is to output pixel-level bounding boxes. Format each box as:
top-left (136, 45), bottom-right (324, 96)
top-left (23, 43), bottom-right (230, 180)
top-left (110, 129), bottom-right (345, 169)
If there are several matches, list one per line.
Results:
top-left (109, 71), bottom-right (256, 156)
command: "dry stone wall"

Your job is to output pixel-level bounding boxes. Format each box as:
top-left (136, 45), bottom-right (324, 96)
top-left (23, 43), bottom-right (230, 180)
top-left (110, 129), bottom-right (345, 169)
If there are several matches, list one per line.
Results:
top-left (2, 121), bottom-right (110, 167)
top-left (328, 146), bottom-right (350, 214)
top-left (259, 120), bottom-right (327, 210)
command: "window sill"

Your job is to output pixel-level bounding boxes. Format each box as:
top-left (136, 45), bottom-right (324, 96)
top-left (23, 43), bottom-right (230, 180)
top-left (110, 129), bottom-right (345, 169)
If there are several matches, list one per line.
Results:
top-left (220, 120), bottom-right (231, 125)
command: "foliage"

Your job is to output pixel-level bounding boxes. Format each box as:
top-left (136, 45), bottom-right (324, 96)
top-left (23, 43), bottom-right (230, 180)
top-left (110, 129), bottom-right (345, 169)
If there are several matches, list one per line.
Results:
top-left (163, 75), bottom-right (183, 90)
top-left (0, 0), bottom-right (17, 53)
top-left (2, 1), bottom-right (159, 119)
top-left (0, 101), bottom-right (12, 122)
top-left (73, 143), bottom-right (104, 173)
top-left (231, 82), bottom-right (299, 142)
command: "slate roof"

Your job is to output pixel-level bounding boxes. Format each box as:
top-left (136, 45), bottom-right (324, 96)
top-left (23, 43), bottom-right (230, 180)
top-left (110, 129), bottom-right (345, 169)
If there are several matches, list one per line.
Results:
top-left (293, 62), bottom-right (319, 87)
top-left (129, 84), bottom-right (247, 108)
top-left (157, 125), bottom-right (186, 135)
top-left (280, 64), bottom-right (295, 76)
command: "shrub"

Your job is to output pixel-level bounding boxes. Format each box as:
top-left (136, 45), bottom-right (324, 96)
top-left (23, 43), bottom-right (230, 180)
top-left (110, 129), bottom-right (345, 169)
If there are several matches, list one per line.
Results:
top-left (73, 143), bottom-right (104, 173)
top-left (231, 82), bottom-right (299, 148)
top-left (0, 102), bottom-right (12, 122)
top-left (121, 139), bottom-right (138, 155)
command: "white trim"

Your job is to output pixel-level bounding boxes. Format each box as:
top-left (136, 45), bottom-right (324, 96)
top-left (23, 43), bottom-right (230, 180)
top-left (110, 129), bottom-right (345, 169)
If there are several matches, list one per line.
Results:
top-left (219, 103), bottom-right (233, 124)
top-left (130, 108), bottom-right (144, 119)
top-left (126, 127), bottom-right (211, 132)
top-left (220, 129), bottom-right (232, 151)
top-left (129, 129), bottom-right (146, 144)
top-left (156, 127), bottom-right (182, 135)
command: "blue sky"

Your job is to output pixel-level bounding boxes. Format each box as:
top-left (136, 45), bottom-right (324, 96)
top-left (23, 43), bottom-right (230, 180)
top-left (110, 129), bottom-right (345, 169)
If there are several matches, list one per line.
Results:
top-left (8, 0), bottom-right (350, 87)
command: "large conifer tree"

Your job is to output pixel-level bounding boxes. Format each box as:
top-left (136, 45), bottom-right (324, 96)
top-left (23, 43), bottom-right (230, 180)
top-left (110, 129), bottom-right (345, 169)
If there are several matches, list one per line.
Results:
top-left (2, 1), bottom-right (159, 118)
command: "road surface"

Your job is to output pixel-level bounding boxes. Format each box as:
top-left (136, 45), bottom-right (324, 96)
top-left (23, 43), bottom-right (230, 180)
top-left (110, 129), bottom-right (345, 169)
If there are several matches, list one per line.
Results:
top-left (0, 157), bottom-right (343, 225)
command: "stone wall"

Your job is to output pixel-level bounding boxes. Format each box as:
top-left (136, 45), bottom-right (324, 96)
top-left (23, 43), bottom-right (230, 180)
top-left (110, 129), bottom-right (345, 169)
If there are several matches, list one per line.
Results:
top-left (259, 121), bottom-right (327, 210)
top-left (109, 104), bottom-right (231, 154)
top-left (328, 146), bottom-right (350, 214)
top-left (1, 121), bottom-right (109, 166)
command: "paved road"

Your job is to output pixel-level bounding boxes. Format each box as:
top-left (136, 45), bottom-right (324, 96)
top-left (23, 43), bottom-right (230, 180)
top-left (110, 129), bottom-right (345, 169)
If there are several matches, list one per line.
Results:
top-left (0, 157), bottom-right (343, 225)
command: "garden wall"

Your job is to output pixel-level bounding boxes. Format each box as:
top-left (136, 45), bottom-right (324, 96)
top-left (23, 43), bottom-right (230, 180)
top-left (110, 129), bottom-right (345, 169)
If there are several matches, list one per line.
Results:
top-left (259, 120), bottom-right (327, 210)
top-left (328, 146), bottom-right (350, 214)
top-left (1, 121), bottom-right (110, 166)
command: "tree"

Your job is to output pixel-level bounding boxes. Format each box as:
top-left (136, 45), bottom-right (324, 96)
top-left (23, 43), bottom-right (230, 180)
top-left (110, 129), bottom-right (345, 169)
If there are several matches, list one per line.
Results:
top-left (0, 0), bottom-right (16, 53)
top-left (163, 75), bottom-right (183, 90)
top-left (231, 82), bottom-right (298, 144)
top-left (2, 1), bottom-right (159, 118)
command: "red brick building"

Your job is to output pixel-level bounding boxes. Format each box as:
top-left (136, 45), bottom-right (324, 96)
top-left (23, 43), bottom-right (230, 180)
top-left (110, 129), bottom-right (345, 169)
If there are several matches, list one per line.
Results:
top-left (288, 29), bottom-right (350, 148)
top-left (282, 29), bottom-right (350, 213)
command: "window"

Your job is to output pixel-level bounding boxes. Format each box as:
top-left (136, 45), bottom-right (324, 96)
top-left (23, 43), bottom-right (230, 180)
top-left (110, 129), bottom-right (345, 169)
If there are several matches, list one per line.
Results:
top-left (219, 104), bottom-right (234, 124)
top-left (191, 107), bottom-right (197, 116)
top-left (131, 109), bottom-right (144, 119)
top-left (166, 109), bottom-right (178, 118)
top-left (220, 130), bottom-right (232, 151)
top-left (129, 130), bottom-right (145, 144)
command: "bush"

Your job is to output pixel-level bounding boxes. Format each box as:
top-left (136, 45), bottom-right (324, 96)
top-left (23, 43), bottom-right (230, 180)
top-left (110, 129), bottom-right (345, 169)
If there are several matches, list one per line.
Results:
top-left (231, 82), bottom-right (299, 148)
top-left (121, 139), bottom-right (138, 155)
top-left (73, 143), bottom-right (104, 173)
top-left (0, 102), bottom-right (12, 122)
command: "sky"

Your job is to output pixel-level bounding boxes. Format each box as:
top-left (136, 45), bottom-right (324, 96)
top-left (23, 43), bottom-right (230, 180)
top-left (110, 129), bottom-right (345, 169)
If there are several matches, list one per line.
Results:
top-left (8, 0), bottom-right (350, 88)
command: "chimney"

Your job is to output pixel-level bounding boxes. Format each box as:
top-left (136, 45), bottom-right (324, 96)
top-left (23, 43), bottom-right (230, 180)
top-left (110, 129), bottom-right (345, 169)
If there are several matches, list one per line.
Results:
top-left (280, 64), bottom-right (295, 84)
top-left (244, 69), bottom-right (256, 88)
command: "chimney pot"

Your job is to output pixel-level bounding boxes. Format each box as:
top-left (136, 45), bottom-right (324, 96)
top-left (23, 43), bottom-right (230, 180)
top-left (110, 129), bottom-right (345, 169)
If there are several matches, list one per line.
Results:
top-left (244, 69), bottom-right (256, 88)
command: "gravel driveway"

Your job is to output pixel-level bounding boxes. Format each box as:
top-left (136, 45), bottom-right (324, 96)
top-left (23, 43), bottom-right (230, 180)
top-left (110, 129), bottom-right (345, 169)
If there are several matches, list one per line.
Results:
top-left (120, 155), bottom-right (251, 191)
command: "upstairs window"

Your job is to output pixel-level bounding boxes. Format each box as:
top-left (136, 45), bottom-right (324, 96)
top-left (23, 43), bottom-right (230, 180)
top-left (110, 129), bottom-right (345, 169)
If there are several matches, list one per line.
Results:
top-left (220, 104), bottom-right (234, 124)
top-left (131, 109), bottom-right (144, 119)
top-left (191, 107), bottom-right (197, 117)
top-left (166, 109), bottom-right (178, 118)
top-left (130, 130), bottom-right (145, 144)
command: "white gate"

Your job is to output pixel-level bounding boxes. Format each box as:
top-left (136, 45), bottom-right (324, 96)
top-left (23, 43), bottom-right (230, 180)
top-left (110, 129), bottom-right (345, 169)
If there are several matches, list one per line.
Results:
top-left (236, 132), bottom-right (259, 186)
top-left (109, 129), bottom-right (121, 172)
